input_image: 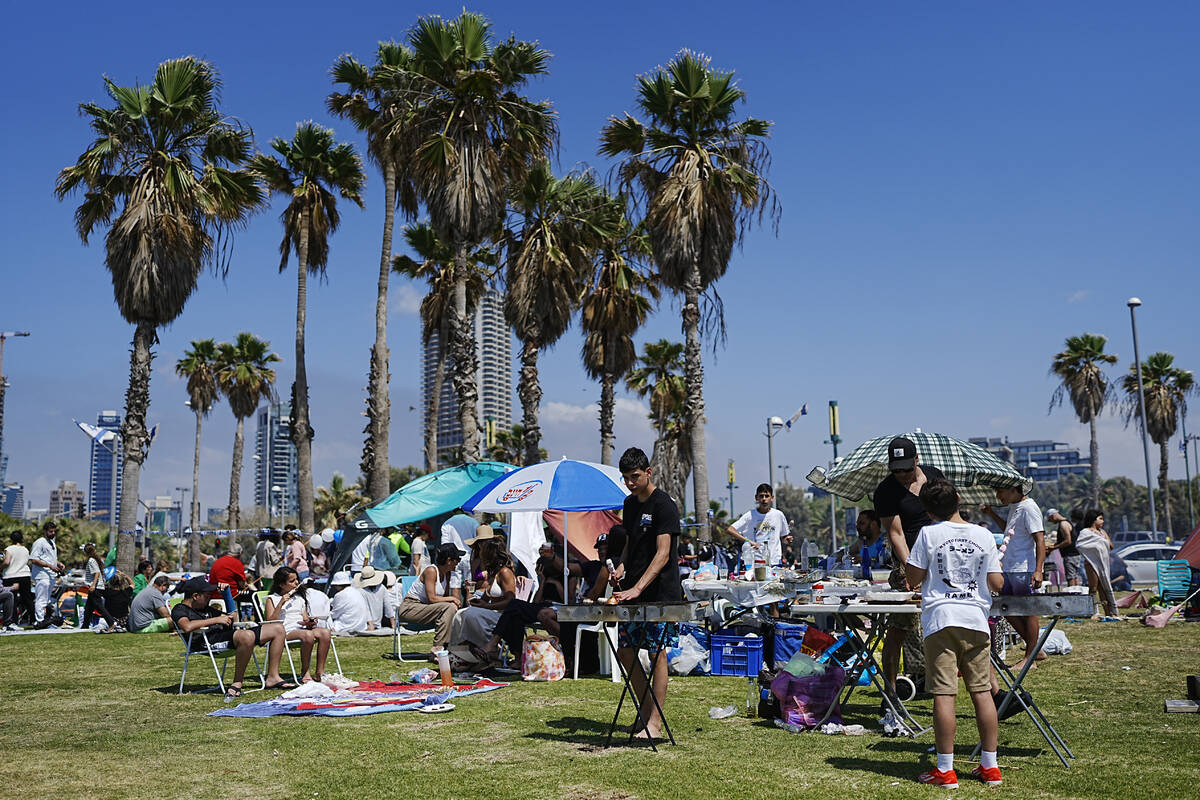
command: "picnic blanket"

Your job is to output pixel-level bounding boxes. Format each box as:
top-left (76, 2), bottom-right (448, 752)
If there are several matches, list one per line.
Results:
top-left (208, 679), bottom-right (507, 718)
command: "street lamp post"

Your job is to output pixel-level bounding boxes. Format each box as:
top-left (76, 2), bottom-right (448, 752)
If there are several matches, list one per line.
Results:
top-left (0, 331), bottom-right (31, 480)
top-left (1127, 298), bottom-right (1159, 535)
top-left (765, 416), bottom-right (785, 496)
top-left (777, 464), bottom-right (791, 486)
top-left (271, 485), bottom-right (283, 530)
top-left (726, 460), bottom-right (737, 518)
top-left (826, 401), bottom-right (842, 555)
top-left (1181, 414), bottom-right (1195, 531)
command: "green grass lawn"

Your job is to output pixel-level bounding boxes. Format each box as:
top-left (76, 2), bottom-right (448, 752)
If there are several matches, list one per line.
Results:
top-left (1, 619), bottom-right (1196, 800)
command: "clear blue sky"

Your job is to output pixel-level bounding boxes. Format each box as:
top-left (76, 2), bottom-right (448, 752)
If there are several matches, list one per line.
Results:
top-left (2, 1), bottom-right (1198, 519)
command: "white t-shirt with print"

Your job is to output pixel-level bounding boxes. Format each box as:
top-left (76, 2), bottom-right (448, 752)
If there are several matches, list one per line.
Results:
top-left (730, 508), bottom-right (788, 566)
top-left (1001, 497), bottom-right (1043, 573)
top-left (907, 520), bottom-right (1002, 636)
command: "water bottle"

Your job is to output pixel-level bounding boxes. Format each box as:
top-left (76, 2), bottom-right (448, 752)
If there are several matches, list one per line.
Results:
top-left (435, 648), bottom-right (453, 687)
top-left (744, 677), bottom-right (757, 718)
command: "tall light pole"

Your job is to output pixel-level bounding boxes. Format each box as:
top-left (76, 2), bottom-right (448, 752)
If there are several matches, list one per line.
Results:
top-left (726, 459), bottom-right (737, 518)
top-left (777, 464), bottom-right (791, 486)
top-left (765, 416), bottom-right (784, 495)
top-left (175, 486), bottom-right (190, 533)
top-left (271, 485), bottom-right (283, 530)
top-left (826, 400), bottom-right (842, 554)
top-left (0, 331), bottom-right (31, 480)
top-left (1127, 298), bottom-right (1158, 534)
top-left (1181, 413), bottom-right (1195, 531)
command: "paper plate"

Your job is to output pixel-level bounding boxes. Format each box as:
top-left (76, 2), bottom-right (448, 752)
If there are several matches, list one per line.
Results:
top-left (419, 703), bottom-right (456, 714)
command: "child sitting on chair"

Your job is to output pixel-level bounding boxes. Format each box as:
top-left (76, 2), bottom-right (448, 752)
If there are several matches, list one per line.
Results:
top-left (905, 478), bottom-right (1005, 789)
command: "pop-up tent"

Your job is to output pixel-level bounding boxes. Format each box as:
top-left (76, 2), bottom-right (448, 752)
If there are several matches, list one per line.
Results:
top-left (364, 462), bottom-right (516, 528)
top-left (1176, 522), bottom-right (1200, 568)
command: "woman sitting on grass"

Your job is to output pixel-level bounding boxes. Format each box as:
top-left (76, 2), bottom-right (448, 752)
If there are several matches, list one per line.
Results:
top-left (102, 570), bottom-right (134, 630)
top-left (265, 566), bottom-right (332, 682)
top-left (80, 543), bottom-right (117, 631)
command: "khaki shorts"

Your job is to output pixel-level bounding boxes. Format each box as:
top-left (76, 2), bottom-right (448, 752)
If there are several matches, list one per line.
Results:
top-left (923, 626), bottom-right (991, 695)
top-left (885, 567), bottom-right (917, 631)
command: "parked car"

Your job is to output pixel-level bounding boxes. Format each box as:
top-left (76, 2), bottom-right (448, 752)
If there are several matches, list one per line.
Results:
top-left (1111, 530), bottom-right (1168, 548)
top-left (1115, 542), bottom-right (1181, 585)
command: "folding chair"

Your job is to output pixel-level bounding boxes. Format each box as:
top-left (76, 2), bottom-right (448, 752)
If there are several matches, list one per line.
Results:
top-left (251, 591), bottom-right (344, 680)
top-left (570, 579), bottom-right (620, 682)
top-left (176, 625), bottom-right (264, 695)
top-left (1158, 560), bottom-right (1191, 605)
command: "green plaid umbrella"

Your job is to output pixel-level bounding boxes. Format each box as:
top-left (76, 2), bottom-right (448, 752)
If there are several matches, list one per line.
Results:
top-left (808, 430), bottom-right (1030, 505)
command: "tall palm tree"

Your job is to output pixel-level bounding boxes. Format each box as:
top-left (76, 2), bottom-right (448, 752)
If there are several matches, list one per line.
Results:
top-left (252, 124), bottom-right (365, 532)
top-left (393, 11), bottom-right (557, 462)
top-left (505, 164), bottom-right (607, 465)
top-left (581, 193), bottom-right (658, 465)
top-left (393, 223), bottom-right (489, 471)
top-left (1121, 352), bottom-right (1196, 537)
top-left (626, 339), bottom-right (690, 508)
top-left (328, 42), bottom-right (422, 502)
top-left (487, 424), bottom-right (545, 465)
top-left (600, 51), bottom-right (778, 539)
top-left (315, 473), bottom-right (367, 529)
top-left (1049, 333), bottom-right (1118, 506)
top-left (217, 333), bottom-right (280, 536)
top-left (55, 57), bottom-right (264, 573)
top-left (176, 339), bottom-right (221, 568)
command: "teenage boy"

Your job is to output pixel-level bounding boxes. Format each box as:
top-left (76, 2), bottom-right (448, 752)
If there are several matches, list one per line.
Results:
top-left (981, 486), bottom-right (1045, 671)
top-left (906, 479), bottom-right (1005, 789)
top-left (727, 483), bottom-right (789, 567)
top-left (613, 447), bottom-right (682, 740)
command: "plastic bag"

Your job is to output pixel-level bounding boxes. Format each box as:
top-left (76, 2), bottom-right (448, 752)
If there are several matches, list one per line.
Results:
top-left (783, 652), bottom-right (825, 678)
top-left (771, 660), bottom-right (845, 729)
top-left (521, 635), bottom-right (565, 681)
top-left (670, 631), bottom-right (710, 675)
top-left (1041, 628), bottom-right (1072, 655)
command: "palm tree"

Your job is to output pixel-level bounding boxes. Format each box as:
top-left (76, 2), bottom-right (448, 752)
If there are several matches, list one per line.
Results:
top-left (216, 334), bottom-right (280, 536)
top-left (176, 339), bottom-right (221, 568)
top-left (1121, 352), bottom-right (1196, 537)
top-left (1049, 333), bottom-right (1118, 506)
top-left (626, 339), bottom-right (690, 509)
top-left (315, 473), bottom-right (367, 529)
top-left (55, 57), bottom-right (264, 573)
top-left (328, 42), bottom-right (422, 502)
top-left (252, 124), bottom-right (365, 532)
top-left (394, 11), bottom-right (557, 461)
top-left (600, 51), bottom-right (778, 539)
top-left (487, 424), bottom-right (546, 465)
top-left (505, 164), bottom-right (608, 465)
top-left (393, 223), bottom-right (489, 471)
top-left (581, 193), bottom-right (658, 464)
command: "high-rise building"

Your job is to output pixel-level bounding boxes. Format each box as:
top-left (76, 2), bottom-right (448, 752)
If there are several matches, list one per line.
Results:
top-left (968, 436), bottom-right (1092, 484)
top-left (421, 287), bottom-right (513, 466)
top-left (254, 402), bottom-right (299, 518)
top-left (145, 495), bottom-right (182, 532)
top-left (0, 482), bottom-right (22, 518)
top-left (49, 480), bottom-right (85, 518)
top-left (88, 411), bottom-right (123, 525)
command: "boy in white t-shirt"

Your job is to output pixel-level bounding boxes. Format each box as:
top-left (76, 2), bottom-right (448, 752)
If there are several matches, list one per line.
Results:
top-left (982, 486), bottom-right (1045, 671)
top-left (726, 483), bottom-right (788, 566)
top-left (906, 479), bottom-right (1005, 789)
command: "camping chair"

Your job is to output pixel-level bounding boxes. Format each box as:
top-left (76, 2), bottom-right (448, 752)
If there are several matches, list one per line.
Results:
top-left (1158, 560), bottom-right (1192, 605)
top-left (176, 624), bottom-right (264, 695)
top-left (391, 576), bottom-right (436, 661)
top-left (251, 591), bottom-right (345, 680)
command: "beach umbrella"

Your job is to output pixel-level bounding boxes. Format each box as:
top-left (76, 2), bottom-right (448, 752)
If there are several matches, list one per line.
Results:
top-left (463, 459), bottom-right (629, 598)
top-left (807, 430), bottom-right (1030, 506)
top-left (364, 461), bottom-right (517, 528)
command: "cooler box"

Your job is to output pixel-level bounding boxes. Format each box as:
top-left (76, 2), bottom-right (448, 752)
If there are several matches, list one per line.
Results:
top-left (772, 622), bottom-right (808, 668)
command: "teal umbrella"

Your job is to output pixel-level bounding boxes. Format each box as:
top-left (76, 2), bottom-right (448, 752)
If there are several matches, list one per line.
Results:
top-left (364, 462), bottom-right (517, 527)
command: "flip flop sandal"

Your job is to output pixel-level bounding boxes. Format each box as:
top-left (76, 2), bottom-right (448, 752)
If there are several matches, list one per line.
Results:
top-left (264, 680), bottom-right (297, 691)
top-left (224, 685), bottom-right (244, 700)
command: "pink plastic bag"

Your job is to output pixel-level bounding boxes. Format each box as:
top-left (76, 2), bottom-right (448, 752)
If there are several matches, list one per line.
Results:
top-left (771, 661), bottom-right (846, 729)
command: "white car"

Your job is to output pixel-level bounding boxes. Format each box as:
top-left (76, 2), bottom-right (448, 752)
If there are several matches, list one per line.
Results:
top-left (1115, 543), bottom-right (1181, 585)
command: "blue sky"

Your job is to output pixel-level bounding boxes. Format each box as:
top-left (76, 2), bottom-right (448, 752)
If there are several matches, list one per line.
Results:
top-left (2, 1), bottom-right (1198, 519)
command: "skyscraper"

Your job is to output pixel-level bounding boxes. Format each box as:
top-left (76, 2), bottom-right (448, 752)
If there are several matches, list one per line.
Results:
top-left (0, 482), bottom-right (22, 518)
top-left (254, 401), bottom-right (299, 519)
top-left (421, 287), bottom-right (513, 467)
top-left (88, 411), bottom-right (123, 526)
top-left (49, 480), bottom-right (85, 518)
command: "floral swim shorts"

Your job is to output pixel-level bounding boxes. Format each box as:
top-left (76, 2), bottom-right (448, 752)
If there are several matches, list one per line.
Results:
top-left (617, 621), bottom-right (679, 653)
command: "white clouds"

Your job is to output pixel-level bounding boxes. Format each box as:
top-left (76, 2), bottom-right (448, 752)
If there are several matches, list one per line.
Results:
top-left (538, 396), bottom-right (655, 460)
top-left (389, 283), bottom-right (423, 316)
top-left (1067, 289), bottom-right (1090, 304)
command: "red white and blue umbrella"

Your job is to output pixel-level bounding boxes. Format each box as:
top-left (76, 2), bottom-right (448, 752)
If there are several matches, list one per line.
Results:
top-left (463, 458), bottom-right (628, 597)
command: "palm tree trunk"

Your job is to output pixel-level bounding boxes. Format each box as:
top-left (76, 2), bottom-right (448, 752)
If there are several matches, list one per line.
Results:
top-left (188, 410), bottom-right (203, 570)
top-left (364, 162), bottom-right (396, 502)
top-left (681, 264), bottom-right (710, 541)
top-left (1159, 441), bottom-right (1173, 536)
top-left (116, 320), bottom-right (155, 576)
top-left (518, 334), bottom-right (542, 467)
top-left (599, 369), bottom-right (616, 466)
top-left (1088, 415), bottom-right (1100, 507)
top-left (292, 221), bottom-right (316, 532)
top-left (450, 242), bottom-right (480, 462)
top-left (425, 327), bottom-right (447, 472)
top-left (228, 416), bottom-right (248, 552)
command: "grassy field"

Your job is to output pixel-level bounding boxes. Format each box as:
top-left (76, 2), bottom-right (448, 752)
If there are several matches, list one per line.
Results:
top-left (1, 618), bottom-right (1196, 800)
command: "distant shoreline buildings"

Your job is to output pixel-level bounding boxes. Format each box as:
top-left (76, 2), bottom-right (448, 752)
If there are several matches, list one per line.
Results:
top-left (968, 436), bottom-right (1092, 484)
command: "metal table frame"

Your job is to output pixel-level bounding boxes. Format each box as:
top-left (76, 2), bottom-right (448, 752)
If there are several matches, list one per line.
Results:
top-left (789, 602), bottom-right (931, 737)
top-left (556, 602), bottom-right (705, 751)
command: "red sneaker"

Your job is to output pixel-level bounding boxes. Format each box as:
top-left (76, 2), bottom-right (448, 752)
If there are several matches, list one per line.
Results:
top-left (918, 768), bottom-right (959, 789)
top-left (971, 765), bottom-right (1003, 786)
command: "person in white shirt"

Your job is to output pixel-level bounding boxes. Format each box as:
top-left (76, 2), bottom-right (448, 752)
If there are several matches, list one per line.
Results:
top-left (906, 478), bottom-right (1005, 789)
top-left (441, 512), bottom-right (478, 593)
top-left (981, 486), bottom-right (1046, 671)
top-left (266, 566), bottom-right (333, 681)
top-left (29, 520), bottom-right (65, 627)
top-left (726, 483), bottom-right (788, 566)
top-left (2, 530), bottom-right (35, 626)
top-left (328, 571), bottom-right (373, 635)
top-left (410, 522), bottom-right (432, 576)
top-left (396, 543), bottom-right (464, 656)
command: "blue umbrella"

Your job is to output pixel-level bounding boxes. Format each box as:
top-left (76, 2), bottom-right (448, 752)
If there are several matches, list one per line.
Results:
top-left (364, 462), bottom-right (517, 528)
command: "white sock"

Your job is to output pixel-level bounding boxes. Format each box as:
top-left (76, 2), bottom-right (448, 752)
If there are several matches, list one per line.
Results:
top-left (981, 750), bottom-right (998, 769)
top-left (937, 753), bottom-right (954, 772)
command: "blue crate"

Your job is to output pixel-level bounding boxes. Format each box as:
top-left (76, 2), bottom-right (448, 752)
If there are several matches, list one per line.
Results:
top-left (710, 631), bottom-right (764, 677)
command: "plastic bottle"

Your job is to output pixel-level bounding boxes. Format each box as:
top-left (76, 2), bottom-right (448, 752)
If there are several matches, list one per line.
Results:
top-left (744, 677), bottom-right (757, 718)
top-left (435, 649), bottom-right (453, 687)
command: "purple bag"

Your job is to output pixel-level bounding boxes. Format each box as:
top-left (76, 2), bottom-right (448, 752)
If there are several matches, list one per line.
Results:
top-left (770, 661), bottom-right (846, 729)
